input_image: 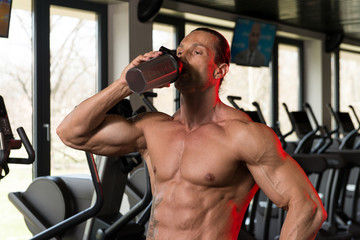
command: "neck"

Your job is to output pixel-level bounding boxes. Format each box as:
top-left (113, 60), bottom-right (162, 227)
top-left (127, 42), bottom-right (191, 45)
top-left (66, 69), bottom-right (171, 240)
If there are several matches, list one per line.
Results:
top-left (178, 84), bottom-right (222, 130)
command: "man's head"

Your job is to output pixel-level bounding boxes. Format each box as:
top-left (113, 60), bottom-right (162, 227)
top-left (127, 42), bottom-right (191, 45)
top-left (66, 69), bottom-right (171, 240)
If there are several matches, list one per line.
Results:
top-left (248, 23), bottom-right (261, 52)
top-left (191, 28), bottom-right (231, 67)
top-left (175, 28), bottom-right (230, 91)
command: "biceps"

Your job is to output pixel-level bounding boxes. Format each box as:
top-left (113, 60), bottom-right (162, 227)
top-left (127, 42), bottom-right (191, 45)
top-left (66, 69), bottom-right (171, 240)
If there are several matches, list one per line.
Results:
top-left (86, 116), bottom-right (145, 155)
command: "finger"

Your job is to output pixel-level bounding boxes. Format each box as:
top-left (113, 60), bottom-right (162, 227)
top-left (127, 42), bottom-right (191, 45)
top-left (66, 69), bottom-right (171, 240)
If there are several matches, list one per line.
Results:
top-left (120, 51), bottom-right (164, 82)
top-left (143, 51), bottom-right (162, 59)
top-left (129, 51), bottom-right (162, 68)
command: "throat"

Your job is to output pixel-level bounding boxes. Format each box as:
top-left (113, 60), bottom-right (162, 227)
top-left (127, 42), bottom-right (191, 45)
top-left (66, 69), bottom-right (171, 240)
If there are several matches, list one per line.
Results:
top-left (178, 90), bottom-right (222, 130)
top-left (178, 103), bottom-right (223, 132)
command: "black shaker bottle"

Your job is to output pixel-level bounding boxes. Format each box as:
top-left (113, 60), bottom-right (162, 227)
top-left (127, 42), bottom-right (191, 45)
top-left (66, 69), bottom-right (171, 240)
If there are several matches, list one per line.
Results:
top-left (125, 46), bottom-right (183, 93)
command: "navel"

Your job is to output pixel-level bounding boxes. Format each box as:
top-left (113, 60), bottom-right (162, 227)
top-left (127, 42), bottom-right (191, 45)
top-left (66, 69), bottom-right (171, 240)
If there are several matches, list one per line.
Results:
top-left (205, 173), bottom-right (216, 182)
top-left (153, 166), bottom-right (157, 174)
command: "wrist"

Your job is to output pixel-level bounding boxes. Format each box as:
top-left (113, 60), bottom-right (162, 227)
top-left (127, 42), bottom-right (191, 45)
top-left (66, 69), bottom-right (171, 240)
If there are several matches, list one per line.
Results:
top-left (113, 77), bottom-right (133, 98)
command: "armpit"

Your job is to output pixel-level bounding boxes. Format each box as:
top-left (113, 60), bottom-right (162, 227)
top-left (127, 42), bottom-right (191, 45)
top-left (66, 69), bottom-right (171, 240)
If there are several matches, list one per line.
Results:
top-left (128, 112), bottom-right (146, 122)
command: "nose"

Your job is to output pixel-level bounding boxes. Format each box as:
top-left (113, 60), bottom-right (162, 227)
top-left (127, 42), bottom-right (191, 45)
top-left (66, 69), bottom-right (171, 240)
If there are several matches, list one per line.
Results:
top-left (178, 50), bottom-right (188, 64)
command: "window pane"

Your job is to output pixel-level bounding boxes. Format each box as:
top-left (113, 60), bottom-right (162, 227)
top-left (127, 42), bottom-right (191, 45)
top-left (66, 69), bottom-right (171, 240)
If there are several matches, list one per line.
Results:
top-left (278, 44), bottom-right (300, 140)
top-left (224, 64), bottom-right (272, 122)
top-left (152, 23), bottom-right (177, 115)
top-left (50, 6), bottom-right (97, 175)
top-left (0, 0), bottom-right (33, 238)
top-left (185, 23), bottom-right (272, 123)
top-left (339, 50), bottom-right (360, 120)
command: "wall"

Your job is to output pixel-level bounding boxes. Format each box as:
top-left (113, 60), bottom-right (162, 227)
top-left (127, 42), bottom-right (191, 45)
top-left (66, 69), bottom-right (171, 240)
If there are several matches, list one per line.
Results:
top-left (107, 0), bottom-right (350, 127)
top-left (108, 0), bottom-right (153, 111)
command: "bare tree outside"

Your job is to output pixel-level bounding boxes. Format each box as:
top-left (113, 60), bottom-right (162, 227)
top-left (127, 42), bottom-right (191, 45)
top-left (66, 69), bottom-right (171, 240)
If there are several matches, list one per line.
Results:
top-left (49, 6), bottom-right (97, 174)
top-left (340, 50), bottom-right (360, 117)
top-left (0, 6), bottom-right (97, 239)
top-left (0, 7), bottom-right (34, 240)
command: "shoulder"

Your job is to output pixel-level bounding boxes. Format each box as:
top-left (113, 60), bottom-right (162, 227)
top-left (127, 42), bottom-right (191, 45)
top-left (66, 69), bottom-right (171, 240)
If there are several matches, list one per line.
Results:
top-left (223, 107), bottom-right (284, 164)
top-left (219, 105), bottom-right (271, 140)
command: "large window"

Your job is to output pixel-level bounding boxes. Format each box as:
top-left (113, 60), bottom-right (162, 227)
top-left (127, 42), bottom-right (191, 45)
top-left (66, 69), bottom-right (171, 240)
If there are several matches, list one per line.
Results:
top-left (152, 22), bottom-right (177, 115)
top-left (50, 6), bottom-right (97, 175)
top-left (339, 50), bottom-right (360, 116)
top-left (0, 0), bottom-right (33, 238)
top-left (33, 0), bottom-right (107, 177)
top-left (278, 42), bottom-right (302, 140)
top-left (0, 1), bottom-right (107, 238)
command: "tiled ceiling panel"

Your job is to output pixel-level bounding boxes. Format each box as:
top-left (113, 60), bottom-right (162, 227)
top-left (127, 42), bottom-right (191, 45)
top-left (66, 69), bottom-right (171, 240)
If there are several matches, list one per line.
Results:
top-left (176, 0), bottom-right (360, 40)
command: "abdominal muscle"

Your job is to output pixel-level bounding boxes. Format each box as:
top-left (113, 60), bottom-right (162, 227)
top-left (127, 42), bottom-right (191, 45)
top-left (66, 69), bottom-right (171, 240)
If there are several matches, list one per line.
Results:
top-left (146, 178), bottom-right (250, 240)
top-left (141, 114), bottom-right (258, 239)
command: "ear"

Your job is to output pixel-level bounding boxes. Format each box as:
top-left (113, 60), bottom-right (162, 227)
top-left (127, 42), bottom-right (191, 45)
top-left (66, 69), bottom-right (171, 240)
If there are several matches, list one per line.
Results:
top-left (213, 63), bottom-right (229, 79)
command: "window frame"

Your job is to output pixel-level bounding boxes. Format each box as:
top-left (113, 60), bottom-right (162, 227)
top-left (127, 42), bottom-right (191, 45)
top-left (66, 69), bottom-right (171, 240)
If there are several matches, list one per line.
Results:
top-left (273, 37), bottom-right (304, 126)
top-left (33, 0), bottom-right (108, 177)
top-left (334, 48), bottom-right (360, 112)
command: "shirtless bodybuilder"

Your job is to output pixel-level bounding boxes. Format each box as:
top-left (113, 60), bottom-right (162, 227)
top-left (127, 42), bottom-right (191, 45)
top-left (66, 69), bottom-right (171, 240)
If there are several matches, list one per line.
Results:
top-left (57, 27), bottom-right (327, 240)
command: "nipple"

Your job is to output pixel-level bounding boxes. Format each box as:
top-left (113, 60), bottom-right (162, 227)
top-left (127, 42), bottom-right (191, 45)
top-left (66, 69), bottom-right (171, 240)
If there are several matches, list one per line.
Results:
top-left (205, 173), bottom-right (216, 182)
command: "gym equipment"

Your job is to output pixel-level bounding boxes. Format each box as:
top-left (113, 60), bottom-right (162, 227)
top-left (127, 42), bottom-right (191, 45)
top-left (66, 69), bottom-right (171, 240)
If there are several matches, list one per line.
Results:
top-left (7, 97), bottom-right (152, 240)
top-left (227, 95), bottom-right (287, 148)
top-left (283, 102), bottom-right (360, 239)
top-left (327, 103), bottom-right (360, 150)
top-left (0, 95), bottom-right (35, 180)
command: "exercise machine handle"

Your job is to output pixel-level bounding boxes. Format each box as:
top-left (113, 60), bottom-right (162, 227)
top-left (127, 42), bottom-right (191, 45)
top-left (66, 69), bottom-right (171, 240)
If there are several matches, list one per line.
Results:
top-left (349, 105), bottom-right (360, 129)
top-left (282, 103), bottom-right (295, 138)
top-left (140, 92), bottom-right (158, 112)
top-left (8, 127), bottom-right (35, 164)
top-left (252, 101), bottom-right (267, 125)
top-left (30, 152), bottom-right (103, 240)
top-left (326, 103), bottom-right (340, 135)
top-left (303, 102), bottom-right (320, 130)
top-left (227, 95), bottom-right (242, 110)
top-left (96, 162), bottom-right (152, 240)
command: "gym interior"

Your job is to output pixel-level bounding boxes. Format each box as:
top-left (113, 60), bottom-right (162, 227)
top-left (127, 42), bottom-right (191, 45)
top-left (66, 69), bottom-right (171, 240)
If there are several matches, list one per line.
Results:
top-left (2, 0), bottom-right (360, 239)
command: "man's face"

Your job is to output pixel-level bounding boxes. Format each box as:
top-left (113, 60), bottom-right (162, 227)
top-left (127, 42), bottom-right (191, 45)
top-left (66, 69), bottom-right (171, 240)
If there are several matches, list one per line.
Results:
top-left (175, 31), bottom-right (218, 92)
top-left (248, 23), bottom-right (261, 51)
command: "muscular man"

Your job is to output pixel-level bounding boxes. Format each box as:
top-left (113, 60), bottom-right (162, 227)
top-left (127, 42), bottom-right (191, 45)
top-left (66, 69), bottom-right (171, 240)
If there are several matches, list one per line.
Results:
top-left (57, 28), bottom-right (326, 240)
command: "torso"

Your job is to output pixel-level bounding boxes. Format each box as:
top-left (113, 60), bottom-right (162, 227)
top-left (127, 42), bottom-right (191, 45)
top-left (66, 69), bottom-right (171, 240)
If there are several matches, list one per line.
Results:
top-left (140, 105), bottom-right (260, 240)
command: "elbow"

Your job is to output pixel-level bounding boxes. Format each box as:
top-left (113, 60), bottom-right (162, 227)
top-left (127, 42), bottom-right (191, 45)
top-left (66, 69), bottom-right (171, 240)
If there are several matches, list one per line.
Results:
top-left (306, 197), bottom-right (327, 230)
top-left (56, 123), bottom-right (82, 148)
top-left (56, 124), bottom-right (71, 146)
top-left (315, 202), bottom-right (327, 227)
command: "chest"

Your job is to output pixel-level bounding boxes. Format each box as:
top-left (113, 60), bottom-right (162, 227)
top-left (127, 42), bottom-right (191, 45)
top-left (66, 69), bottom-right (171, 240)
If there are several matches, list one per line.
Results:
top-left (144, 123), bottom-right (248, 187)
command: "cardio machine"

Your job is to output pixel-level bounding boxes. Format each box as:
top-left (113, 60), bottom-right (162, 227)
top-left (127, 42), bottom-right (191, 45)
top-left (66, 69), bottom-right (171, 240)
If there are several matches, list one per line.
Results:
top-left (3, 95), bottom-right (152, 240)
top-left (283, 102), bottom-right (360, 239)
top-left (0, 96), bottom-right (35, 180)
top-left (327, 103), bottom-right (360, 150)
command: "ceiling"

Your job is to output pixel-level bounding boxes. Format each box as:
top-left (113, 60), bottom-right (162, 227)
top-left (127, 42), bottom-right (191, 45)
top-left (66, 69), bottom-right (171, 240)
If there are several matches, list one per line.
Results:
top-left (176, 0), bottom-right (360, 41)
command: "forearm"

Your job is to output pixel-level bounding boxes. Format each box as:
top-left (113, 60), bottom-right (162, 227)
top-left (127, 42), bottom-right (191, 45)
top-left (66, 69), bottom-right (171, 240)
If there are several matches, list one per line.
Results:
top-left (56, 79), bottom-right (132, 147)
top-left (279, 198), bottom-right (326, 240)
top-left (57, 51), bottom-right (162, 150)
